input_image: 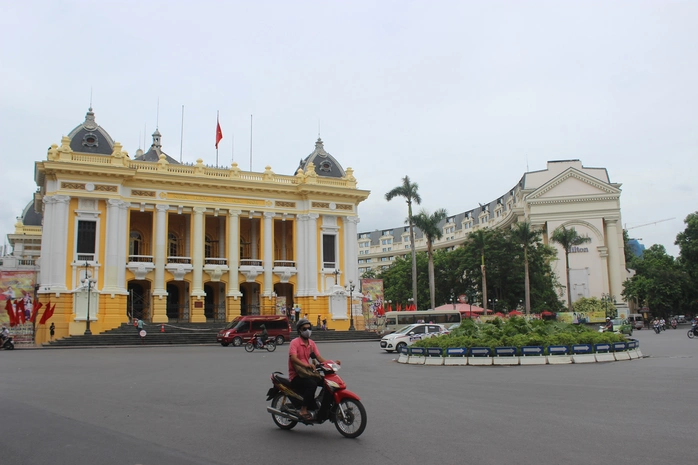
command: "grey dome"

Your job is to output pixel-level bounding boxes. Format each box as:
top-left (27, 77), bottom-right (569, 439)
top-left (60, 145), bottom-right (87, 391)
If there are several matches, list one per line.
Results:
top-left (21, 199), bottom-right (42, 226)
top-left (296, 138), bottom-right (345, 178)
top-left (67, 108), bottom-right (115, 155)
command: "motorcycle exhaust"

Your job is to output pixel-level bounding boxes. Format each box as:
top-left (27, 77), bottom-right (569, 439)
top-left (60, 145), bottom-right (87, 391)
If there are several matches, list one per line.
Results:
top-left (267, 406), bottom-right (300, 421)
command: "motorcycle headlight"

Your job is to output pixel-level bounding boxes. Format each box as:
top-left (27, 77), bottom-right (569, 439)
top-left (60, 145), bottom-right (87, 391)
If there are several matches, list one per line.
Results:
top-left (326, 380), bottom-right (340, 389)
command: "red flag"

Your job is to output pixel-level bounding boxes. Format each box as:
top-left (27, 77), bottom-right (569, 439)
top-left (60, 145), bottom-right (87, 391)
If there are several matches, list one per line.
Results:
top-left (16, 299), bottom-right (26, 324)
top-left (215, 115), bottom-right (223, 149)
top-left (4, 298), bottom-right (15, 327)
top-left (30, 300), bottom-right (43, 323)
top-left (39, 302), bottom-right (55, 325)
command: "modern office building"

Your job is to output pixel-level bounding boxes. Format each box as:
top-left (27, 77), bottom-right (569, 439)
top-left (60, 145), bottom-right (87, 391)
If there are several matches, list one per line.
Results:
top-left (22, 108), bottom-right (369, 343)
top-left (357, 160), bottom-right (628, 313)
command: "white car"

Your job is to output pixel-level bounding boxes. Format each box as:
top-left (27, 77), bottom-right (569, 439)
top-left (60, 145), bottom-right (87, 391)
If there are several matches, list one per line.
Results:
top-left (380, 323), bottom-right (448, 353)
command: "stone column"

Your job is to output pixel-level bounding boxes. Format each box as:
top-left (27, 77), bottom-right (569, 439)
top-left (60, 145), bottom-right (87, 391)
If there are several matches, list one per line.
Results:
top-left (295, 215), bottom-right (308, 296)
top-left (103, 199), bottom-right (125, 293)
top-left (343, 216), bottom-right (360, 285)
top-left (38, 195), bottom-right (56, 291)
top-left (226, 210), bottom-right (242, 320)
top-left (190, 206), bottom-right (206, 322)
top-left (151, 205), bottom-right (169, 323)
top-left (263, 212), bottom-right (274, 298)
top-left (306, 213), bottom-right (319, 296)
top-left (51, 195), bottom-right (71, 293)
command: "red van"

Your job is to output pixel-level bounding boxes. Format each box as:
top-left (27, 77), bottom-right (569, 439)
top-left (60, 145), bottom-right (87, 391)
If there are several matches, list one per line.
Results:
top-left (217, 315), bottom-right (291, 347)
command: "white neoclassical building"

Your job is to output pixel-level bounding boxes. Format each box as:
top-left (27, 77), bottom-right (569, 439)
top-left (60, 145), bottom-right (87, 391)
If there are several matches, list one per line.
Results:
top-left (357, 160), bottom-right (628, 313)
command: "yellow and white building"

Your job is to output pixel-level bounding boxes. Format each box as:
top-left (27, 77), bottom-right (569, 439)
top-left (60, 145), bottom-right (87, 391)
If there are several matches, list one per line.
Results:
top-left (31, 108), bottom-right (369, 343)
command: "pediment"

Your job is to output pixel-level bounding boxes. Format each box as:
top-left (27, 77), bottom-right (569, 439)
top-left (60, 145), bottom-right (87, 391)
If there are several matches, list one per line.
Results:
top-left (527, 168), bottom-right (620, 201)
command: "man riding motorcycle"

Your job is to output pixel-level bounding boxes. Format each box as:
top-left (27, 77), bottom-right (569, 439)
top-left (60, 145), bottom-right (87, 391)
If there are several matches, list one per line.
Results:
top-left (1, 324), bottom-right (9, 343)
top-left (603, 317), bottom-right (614, 332)
top-left (288, 318), bottom-right (340, 421)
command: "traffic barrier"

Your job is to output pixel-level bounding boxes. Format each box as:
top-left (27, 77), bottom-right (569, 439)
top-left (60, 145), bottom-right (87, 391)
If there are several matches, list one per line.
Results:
top-left (520, 346), bottom-right (547, 365)
top-left (594, 343), bottom-right (615, 362)
top-left (425, 347), bottom-right (444, 365)
top-left (408, 347), bottom-right (426, 365)
top-left (468, 347), bottom-right (493, 366)
top-left (398, 346), bottom-right (409, 363)
top-left (444, 348), bottom-right (468, 365)
top-left (493, 347), bottom-right (519, 365)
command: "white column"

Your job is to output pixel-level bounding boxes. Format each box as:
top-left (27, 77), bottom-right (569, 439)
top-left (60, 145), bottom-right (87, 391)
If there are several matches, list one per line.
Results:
top-left (51, 195), bottom-right (71, 292)
top-left (295, 215), bottom-right (307, 296)
top-left (263, 212), bottom-right (274, 297)
top-left (605, 218), bottom-right (623, 298)
top-left (344, 216), bottom-right (360, 285)
top-left (192, 206), bottom-right (205, 297)
top-left (154, 204), bottom-right (169, 297)
top-left (116, 202), bottom-right (129, 291)
top-left (227, 210), bottom-right (241, 297)
top-left (104, 199), bottom-right (124, 292)
top-left (39, 195), bottom-right (56, 291)
top-left (306, 213), bottom-right (319, 296)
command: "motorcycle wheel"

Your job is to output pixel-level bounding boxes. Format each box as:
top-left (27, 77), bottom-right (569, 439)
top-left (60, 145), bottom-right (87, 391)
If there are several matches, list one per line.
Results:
top-left (4, 342), bottom-right (14, 350)
top-left (688, 330), bottom-right (695, 339)
top-left (244, 343), bottom-right (255, 352)
top-left (271, 394), bottom-right (297, 430)
top-left (266, 342), bottom-right (276, 352)
top-left (334, 398), bottom-right (367, 438)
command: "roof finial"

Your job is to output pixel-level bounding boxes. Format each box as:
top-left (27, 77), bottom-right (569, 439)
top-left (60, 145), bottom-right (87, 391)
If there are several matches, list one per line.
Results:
top-left (89, 87), bottom-right (93, 110)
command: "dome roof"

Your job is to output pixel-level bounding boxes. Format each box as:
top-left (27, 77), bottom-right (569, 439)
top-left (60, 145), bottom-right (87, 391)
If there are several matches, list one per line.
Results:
top-left (21, 199), bottom-right (42, 226)
top-left (133, 129), bottom-right (180, 164)
top-left (67, 108), bottom-right (115, 155)
top-left (296, 138), bottom-right (345, 178)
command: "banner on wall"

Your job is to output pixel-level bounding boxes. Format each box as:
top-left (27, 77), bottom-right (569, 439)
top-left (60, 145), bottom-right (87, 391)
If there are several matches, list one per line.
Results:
top-left (557, 311), bottom-right (606, 324)
top-left (360, 279), bottom-right (384, 319)
top-left (276, 296), bottom-right (287, 315)
top-left (1, 271), bottom-right (38, 345)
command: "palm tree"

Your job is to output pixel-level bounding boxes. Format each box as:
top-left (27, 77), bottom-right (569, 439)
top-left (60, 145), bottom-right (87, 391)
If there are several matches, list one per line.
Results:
top-left (385, 176), bottom-right (421, 309)
top-left (511, 221), bottom-right (542, 316)
top-left (468, 228), bottom-right (490, 311)
top-left (411, 208), bottom-right (448, 311)
top-left (551, 225), bottom-right (592, 311)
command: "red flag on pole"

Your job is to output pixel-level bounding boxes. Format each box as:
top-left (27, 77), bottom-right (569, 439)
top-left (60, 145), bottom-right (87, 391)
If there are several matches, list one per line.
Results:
top-left (16, 299), bottom-right (26, 324)
top-left (215, 114), bottom-right (223, 149)
top-left (4, 298), bottom-right (15, 327)
top-left (30, 300), bottom-right (43, 323)
top-left (39, 302), bottom-right (55, 325)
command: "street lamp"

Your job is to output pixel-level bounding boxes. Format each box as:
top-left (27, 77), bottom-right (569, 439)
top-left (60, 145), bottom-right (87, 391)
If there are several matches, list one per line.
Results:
top-left (601, 293), bottom-right (616, 318)
top-left (82, 261), bottom-right (97, 336)
top-left (407, 297), bottom-right (414, 311)
top-left (451, 289), bottom-right (456, 310)
top-left (347, 280), bottom-right (356, 331)
top-left (489, 298), bottom-right (498, 313)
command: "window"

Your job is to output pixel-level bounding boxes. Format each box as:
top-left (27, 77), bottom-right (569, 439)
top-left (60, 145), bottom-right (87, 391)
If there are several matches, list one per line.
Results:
top-left (77, 221), bottom-right (96, 259)
top-left (322, 234), bottom-right (336, 269)
top-left (168, 233), bottom-right (180, 257)
top-left (129, 231), bottom-right (142, 256)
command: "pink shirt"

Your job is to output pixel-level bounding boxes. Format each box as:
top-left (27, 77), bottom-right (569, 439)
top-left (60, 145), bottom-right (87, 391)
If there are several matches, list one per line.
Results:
top-left (288, 337), bottom-right (320, 381)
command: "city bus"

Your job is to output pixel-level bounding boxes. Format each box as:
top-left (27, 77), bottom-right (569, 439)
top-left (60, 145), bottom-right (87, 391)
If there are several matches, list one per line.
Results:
top-left (383, 310), bottom-right (461, 333)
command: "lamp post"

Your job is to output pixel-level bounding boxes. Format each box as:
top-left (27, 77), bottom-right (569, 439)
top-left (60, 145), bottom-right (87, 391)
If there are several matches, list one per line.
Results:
top-left (407, 297), bottom-right (414, 311)
top-left (489, 298), bottom-right (498, 313)
top-left (347, 280), bottom-right (356, 331)
top-left (82, 261), bottom-right (96, 336)
top-left (451, 289), bottom-right (456, 310)
top-left (601, 293), bottom-right (616, 318)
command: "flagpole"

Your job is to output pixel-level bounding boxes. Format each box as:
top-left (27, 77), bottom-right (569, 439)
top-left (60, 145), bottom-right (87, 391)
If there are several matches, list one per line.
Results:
top-left (216, 110), bottom-right (219, 167)
top-left (249, 114), bottom-right (253, 172)
top-left (179, 105), bottom-right (184, 163)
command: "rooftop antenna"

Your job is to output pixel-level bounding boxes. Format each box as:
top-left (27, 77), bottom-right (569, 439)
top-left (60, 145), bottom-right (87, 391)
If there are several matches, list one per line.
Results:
top-left (144, 123), bottom-right (147, 149)
top-left (231, 131), bottom-right (234, 164)
top-left (318, 119), bottom-right (321, 138)
top-left (89, 87), bottom-right (93, 108)
top-left (156, 98), bottom-right (160, 129)
top-left (526, 154), bottom-right (529, 172)
top-left (249, 114), bottom-right (253, 172)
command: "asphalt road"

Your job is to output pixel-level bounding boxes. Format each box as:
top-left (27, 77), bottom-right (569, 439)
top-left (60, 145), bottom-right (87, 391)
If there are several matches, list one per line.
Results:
top-left (1, 327), bottom-right (696, 465)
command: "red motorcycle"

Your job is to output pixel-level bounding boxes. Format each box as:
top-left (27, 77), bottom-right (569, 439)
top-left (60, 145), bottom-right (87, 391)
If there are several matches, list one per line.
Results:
top-left (244, 335), bottom-right (276, 352)
top-left (266, 360), bottom-right (367, 438)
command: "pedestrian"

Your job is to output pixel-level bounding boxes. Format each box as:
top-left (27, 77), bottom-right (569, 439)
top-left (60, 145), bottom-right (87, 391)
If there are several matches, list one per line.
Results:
top-left (136, 318), bottom-right (144, 335)
top-left (316, 315), bottom-right (321, 328)
top-left (49, 322), bottom-right (55, 340)
top-left (322, 318), bottom-right (327, 330)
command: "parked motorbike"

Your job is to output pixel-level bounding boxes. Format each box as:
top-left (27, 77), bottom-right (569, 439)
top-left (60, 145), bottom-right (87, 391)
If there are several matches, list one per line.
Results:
top-left (245, 335), bottom-right (276, 352)
top-left (1, 336), bottom-right (15, 350)
top-left (687, 324), bottom-right (698, 339)
top-left (266, 360), bottom-right (367, 438)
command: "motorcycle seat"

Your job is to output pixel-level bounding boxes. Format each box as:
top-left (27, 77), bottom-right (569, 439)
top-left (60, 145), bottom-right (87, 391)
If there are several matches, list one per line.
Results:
top-left (272, 372), bottom-right (292, 387)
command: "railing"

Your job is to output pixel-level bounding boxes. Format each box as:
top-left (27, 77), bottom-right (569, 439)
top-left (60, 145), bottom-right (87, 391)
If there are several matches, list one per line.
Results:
top-left (72, 153), bottom-right (112, 164)
top-left (167, 256), bottom-right (192, 264)
top-left (204, 303), bottom-right (227, 322)
top-left (18, 259), bottom-right (36, 266)
top-left (129, 255), bottom-right (154, 263)
top-left (273, 260), bottom-right (296, 268)
top-left (76, 253), bottom-right (96, 262)
top-left (240, 259), bottom-right (262, 267)
top-left (204, 258), bottom-right (228, 266)
top-left (322, 262), bottom-right (336, 270)
top-left (166, 304), bottom-right (189, 322)
top-left (241, 304), bottom-right (260, 316)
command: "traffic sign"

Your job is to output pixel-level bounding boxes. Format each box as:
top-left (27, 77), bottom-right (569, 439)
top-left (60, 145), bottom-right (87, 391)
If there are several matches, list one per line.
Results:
top-left (446, 348), bottom-right (467, 356)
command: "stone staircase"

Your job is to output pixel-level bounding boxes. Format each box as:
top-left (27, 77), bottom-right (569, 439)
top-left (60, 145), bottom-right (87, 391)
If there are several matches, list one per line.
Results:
top-left (43, 322), bottom-right (380, 348)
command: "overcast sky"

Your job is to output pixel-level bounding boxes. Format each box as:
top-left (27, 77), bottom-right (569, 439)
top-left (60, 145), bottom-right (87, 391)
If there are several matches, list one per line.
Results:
top-left (1, 1), bottom-right (696, 257)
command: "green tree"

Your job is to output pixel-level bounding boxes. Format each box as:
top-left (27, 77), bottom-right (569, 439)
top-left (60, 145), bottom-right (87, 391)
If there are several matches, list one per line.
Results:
top-left (551, 226), bottom-right (592, 311)
top-left (385, 176), bottom-right (421, 309)
top-left (411, 208), bottom-right (448, 311)
top-left (510, 221), bottom-right (543, 316)
top-left (468, 229), bottom-right (491, 311)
